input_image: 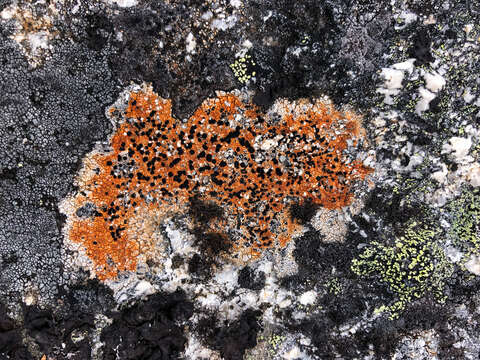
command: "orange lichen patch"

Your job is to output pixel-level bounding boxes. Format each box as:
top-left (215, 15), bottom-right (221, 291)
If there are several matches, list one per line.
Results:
top-left (64, 86), bottom-right (372, 280)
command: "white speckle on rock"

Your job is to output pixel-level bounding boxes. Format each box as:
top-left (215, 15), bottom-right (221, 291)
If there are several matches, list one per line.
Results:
top-left (165, 222), bottom-right (194, 254)
top-left (214, 265), bottom-right (238, 291)
top-left (230, 0), bottom-right (242, 8)
top-left (263, 10), bottom-right (273, 22)
top-left (299, 337), bottom-right (311, 346)
top-left (134, 280), bottom-right (155, 297)
top-left (116, 31), bottom-right (124, 42)
top-left (27, 32), bottom-right (50, 52)
top-left (282, 346), bottom-right (304, 359)
top-left (430, 188), bottom-right (449, 207)
top-left (260, 138), bottom-right (277, 151)
top-left (407, 153), bottom-right (424, 170)
top-left (161, 264), bottom-right (192, 293)
top-left (415, 87), bottom-right (436, 115)
top-left (465, 255), bottom-right (480, 275)
top-left (109, 0), bottom-right (138, 7)
top-left (235, 39), bottom-right (253, 58)
top-left (23, 293), bottom-right (36, 306)
top-left (239, 291), bottom-right (258, 308)
top-left (242, 39), bottom-right (253, 49)
top-left (392, 58), bottom-right (415, 73)
top-left (197, 293), bottom-right (221, 308)
top-left (211, 15), bottom-right (237, 31)
top-left (380, 68), bottom-right (404, 89)
top-left (442, 136), bottom-right (472, 163)
top-left (71, 1), bottom-right (80, 14)
top-left (107, 273), bottom-right (157, 304)
top-left (186, 32), bottom-right (196, 53)
top-left (184, 334), bottom-right (221, 360)
top-left (377, 65), bottom-right (410, 104)
top-left (463, 87), bottom-right (476, 103)
top-left (259, 287), bottom-right (276, 303)
top-left (279, 299), bottom-right (292, 308)
top-left (445, 246), bottom-right (463, 263)
top-left (431, 163), bottom-right (448, 184)
top-left (258, 260), bottom-right (273, 275)
top-left (464, 24), bottom-right (474, 35)
top-left (289, 46), bottom-right (303, 57)
top-left (395, 11), bottom-right (418, 30)
top-left (0, 7), bottom-right (15, 19)
top-left (423, 14), bottom-right (437, 25)
top-left (298, 290), bottom-right (316, 305)
top-left (373, 116), bottom-right (386, 128)
top-left (202, 11), bottom-right (213, 20)
top-left (424, 72), bottom-right (446, 93)
top-left (467, 163), bottom-right (480, 187)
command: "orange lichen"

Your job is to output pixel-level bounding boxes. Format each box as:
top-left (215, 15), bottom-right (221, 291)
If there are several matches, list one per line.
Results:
top-left (64, 86), bottom-right (372, 280)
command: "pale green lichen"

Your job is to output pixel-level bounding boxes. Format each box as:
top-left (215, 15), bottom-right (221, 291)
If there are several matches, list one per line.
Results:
top-left (351, 222), bottom-right (453, 319)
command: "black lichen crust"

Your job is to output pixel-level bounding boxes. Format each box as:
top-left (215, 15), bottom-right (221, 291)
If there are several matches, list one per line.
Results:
top-left (197, 309), bottom-right (262, 360)
top-left (238, 266), bottom-right (266, 291)
top-left (289, 199), bottom-right (319, 225)
top-left (245, 0), bottom-right (393, 111)
top-left (24, 305), bottom-right (95, 360)
top-left (0, 304), bottom-right (32, 360)
top-left (101, 290), bottom-right (193, 360)
top-left (16, 280), bottom-right (113, 359)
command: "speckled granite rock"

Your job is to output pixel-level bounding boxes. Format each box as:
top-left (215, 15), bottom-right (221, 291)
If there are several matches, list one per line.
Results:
top-left (1, 0), bottom-right (480, 359)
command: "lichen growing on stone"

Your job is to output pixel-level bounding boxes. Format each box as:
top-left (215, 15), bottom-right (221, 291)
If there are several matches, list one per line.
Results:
top-left (229, 54), bottom-right (256, 84)
top-left (351, 222), bottom-right (453, 319)
top-left (326, 277), bottom-right (342, 296)
top-left (448, 188), bottom-right (480, 263)
top-left (61, 85), bottom-right (372, 280)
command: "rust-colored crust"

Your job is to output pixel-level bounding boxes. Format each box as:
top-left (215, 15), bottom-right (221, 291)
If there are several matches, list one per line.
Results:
top-left (66, 88), bottom-right (372, 280)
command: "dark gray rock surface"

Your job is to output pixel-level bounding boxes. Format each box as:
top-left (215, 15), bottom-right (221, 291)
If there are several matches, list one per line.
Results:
top-left (1, 0), bottom-right (480, 359)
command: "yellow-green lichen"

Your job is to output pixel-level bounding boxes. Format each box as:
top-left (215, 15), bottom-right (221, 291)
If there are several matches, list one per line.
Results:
top-left (326, 277), bottom-right (342, 296)
top-left (351, 222), bottom-right (453, 319)
top-left (229, 54), bottom-right (256, 84)
top-left (448, 189), bottom-right (480, 264)
top-left (267, 334), bottom-right (286, 356)
top-left (300, 34), bottom-right (310, 45)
